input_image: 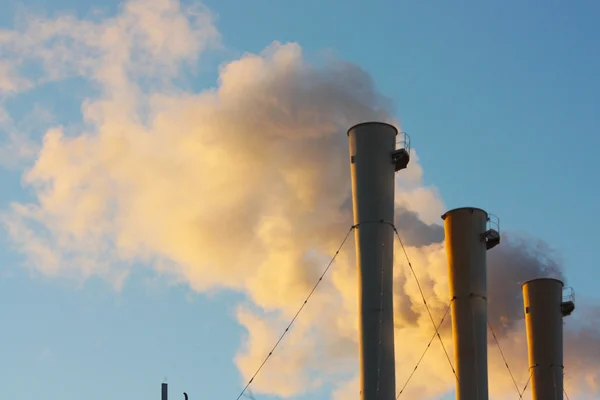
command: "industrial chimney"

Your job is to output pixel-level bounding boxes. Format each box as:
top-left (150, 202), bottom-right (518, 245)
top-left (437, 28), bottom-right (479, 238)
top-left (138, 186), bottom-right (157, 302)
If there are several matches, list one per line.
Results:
top-left (348, 122), bottom-right (410, 400)
top-left (442, 207), bottom-right (500, 400)
top-left (522, 278), bottom-right (575, 400)
top-left (162, 383), bottom-right (168, 400)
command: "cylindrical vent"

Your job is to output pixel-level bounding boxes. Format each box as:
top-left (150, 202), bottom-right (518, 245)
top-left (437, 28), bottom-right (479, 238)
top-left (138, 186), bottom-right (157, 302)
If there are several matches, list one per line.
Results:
top-left (523, 278), bottom-right (564, 400)
top-left (348, 122), bottom-right (398, 400)
top-left (162, 383), bottom-right (168, 400)
top-left (442, 207), bottom-right (489, 400)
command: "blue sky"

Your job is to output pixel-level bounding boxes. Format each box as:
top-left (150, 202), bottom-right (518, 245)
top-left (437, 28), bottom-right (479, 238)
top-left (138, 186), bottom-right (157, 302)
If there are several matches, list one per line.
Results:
top-left (1, 0), bottom-right (599, 399)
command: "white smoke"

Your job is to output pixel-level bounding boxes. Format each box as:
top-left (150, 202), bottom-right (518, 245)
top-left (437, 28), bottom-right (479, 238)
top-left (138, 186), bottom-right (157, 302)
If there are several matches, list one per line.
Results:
top-left (0, 1), bottom-right (598, 399)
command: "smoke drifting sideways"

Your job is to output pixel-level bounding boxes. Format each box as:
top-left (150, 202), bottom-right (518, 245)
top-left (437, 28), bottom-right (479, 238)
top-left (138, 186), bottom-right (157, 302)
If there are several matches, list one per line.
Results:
top-left (0, 0), bottom-right (598, 398)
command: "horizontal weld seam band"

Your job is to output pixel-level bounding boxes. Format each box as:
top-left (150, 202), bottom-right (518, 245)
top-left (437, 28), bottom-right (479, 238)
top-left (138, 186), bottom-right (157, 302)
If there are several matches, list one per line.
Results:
top-left (450, 294), bottom-right (488, 301)
top-left (353, 220), bottom-right (395, 229)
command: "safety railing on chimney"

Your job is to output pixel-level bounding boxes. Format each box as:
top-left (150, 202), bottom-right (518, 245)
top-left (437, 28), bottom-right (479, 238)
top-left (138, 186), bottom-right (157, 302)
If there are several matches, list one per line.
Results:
top-left (561, 286), bottom-right (575, 317)
top-left (484, 213), bottom-right (501, 250)
top-left (392, 131), bottom-right (411, 171)
top-left (563, 287), bottom-right (575, 303)
top-left (396, 131), bottom-right (411, 154)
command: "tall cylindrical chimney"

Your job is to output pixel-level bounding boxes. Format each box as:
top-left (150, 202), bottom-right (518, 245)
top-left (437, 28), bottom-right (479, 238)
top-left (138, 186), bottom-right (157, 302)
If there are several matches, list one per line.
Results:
top-left (442, 207), bottom-right (499, 400)
top-left (348, 122), bottom-right (409, 400)
top-left (523, 278), bottom-right (568, 400)
top-left (162, 383), bottom-right (168, 400)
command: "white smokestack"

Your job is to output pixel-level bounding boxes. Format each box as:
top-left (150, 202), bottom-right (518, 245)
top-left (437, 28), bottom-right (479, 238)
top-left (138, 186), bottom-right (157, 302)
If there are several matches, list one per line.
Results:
top-left (442, 207), bottom-right (500, 400)
top-left (522, 278), bottom-right (574, 400)
top-left (348, 122), bottom-right (409, 400)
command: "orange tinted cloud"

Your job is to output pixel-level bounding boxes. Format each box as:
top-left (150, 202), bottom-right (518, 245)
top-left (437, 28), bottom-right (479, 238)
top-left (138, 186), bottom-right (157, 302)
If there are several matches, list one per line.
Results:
top-left (0, 1), bottom-right (598, 398)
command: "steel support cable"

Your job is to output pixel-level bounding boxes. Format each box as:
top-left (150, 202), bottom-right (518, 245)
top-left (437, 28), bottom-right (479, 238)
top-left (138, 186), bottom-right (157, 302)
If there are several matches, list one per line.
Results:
top-left (563, 367), bottom-right (571, 399)
top-left (521, 366), bottom-right (572, 400)
top-left (392, 228), bottom-right (457, 380)
top-left (396, 302), bottom-right (452, 399)
top-left (234, 226), bottom-right (355, 400)
top-left (521, 370), bottom-right (532, 397)
top-left (488, 322), bottom-right (522, 398)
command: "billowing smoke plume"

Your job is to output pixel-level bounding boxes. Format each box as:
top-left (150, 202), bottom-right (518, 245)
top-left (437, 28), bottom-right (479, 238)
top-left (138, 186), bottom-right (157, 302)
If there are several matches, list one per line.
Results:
top-left (487, 233), bottom-right (565, 335)
top-left (0, 0), bottom-right (598, 399)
